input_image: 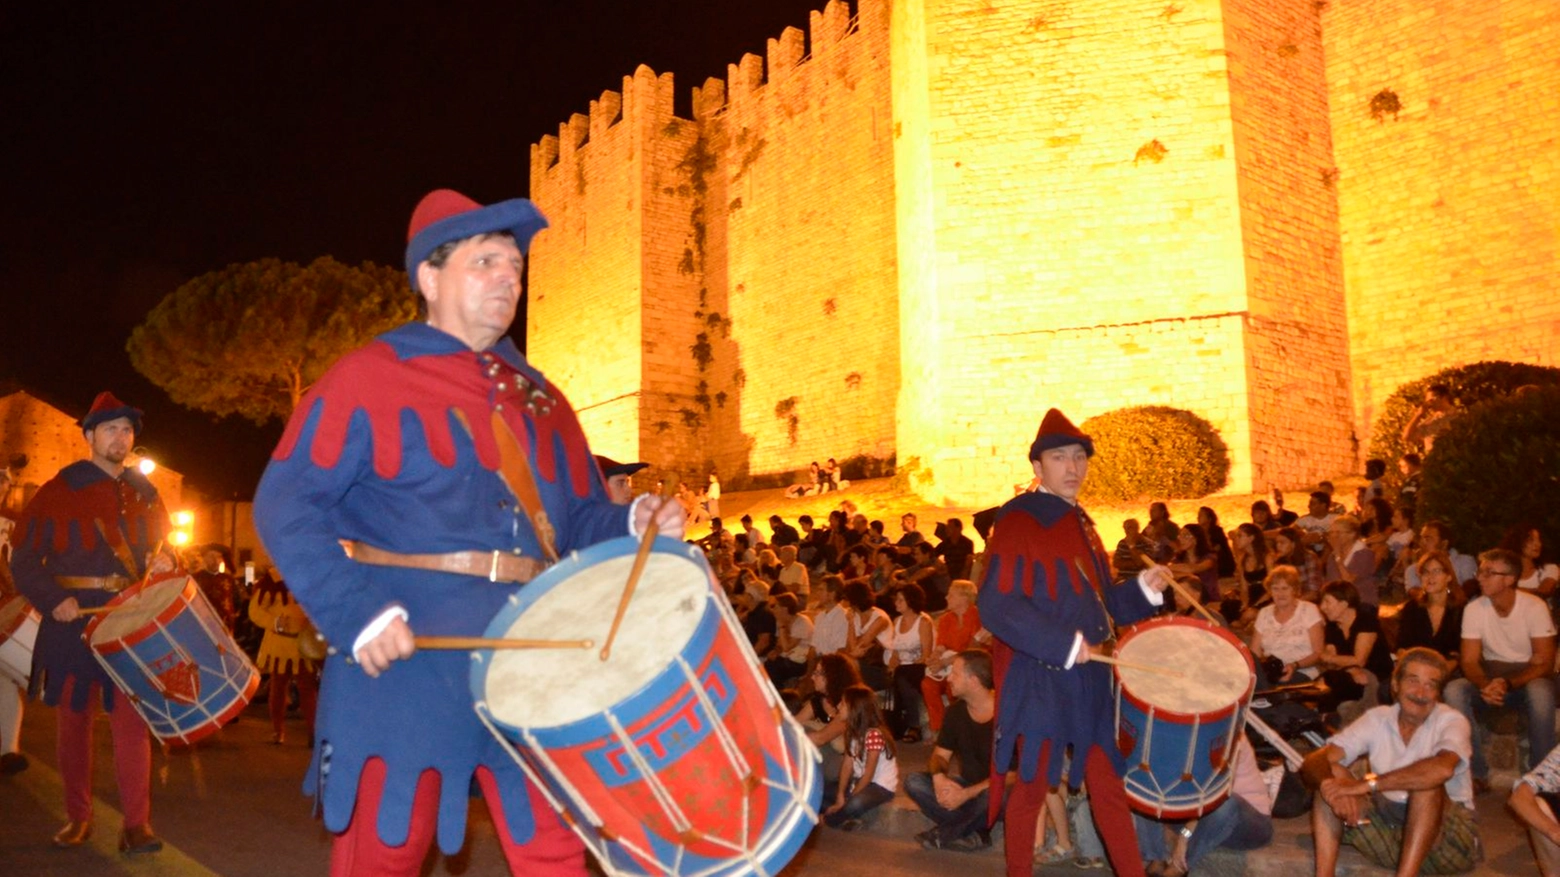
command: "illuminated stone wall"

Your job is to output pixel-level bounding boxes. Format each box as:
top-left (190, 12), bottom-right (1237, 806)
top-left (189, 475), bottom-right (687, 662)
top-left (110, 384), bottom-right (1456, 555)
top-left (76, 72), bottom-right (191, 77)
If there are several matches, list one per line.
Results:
top-left (528, 0), bottom-right (1555, 504)
top-left (1321, 0), bottom-right (1560, 432)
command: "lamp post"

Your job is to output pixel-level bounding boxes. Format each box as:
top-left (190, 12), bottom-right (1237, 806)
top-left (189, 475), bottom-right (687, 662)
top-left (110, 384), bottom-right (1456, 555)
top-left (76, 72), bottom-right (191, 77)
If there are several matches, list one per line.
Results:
top-left (132, 446), bottom-right (157, 476)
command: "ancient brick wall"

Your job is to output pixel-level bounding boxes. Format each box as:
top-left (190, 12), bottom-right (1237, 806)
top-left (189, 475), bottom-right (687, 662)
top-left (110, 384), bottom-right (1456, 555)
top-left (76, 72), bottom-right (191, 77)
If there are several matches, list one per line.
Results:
top-left (1321, 0), bottom-right (1560, 431)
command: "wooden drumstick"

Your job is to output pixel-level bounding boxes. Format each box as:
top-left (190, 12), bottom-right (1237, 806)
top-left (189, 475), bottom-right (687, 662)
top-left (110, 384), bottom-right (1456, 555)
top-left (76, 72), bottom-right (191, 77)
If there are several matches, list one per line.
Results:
top-left (1138, 552), bottom-right (1222, 625)
top-left (75, 606), bottom-right (116, 617)
top-left (415, 636), bottom-right (594, 651)
top-left (600, 481), bottom-right (677, 661)
top-left (1088, 653), bottom-right (1186, 678)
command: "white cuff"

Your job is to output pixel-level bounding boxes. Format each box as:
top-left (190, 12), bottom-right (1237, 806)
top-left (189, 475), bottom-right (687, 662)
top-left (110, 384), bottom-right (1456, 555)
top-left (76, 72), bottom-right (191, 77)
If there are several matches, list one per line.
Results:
top-left (628, 494), bottom-right (651, 537)
top-left (1136, 573), bottom-right (1167, 606)
top-left (352, 606), bottom-right (409, 656)
top-left (1063, 632), bottom-right (1086, 669)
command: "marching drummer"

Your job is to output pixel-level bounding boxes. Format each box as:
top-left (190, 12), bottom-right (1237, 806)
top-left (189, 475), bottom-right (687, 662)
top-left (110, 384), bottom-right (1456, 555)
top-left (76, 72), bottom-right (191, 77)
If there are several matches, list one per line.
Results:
top-left (977, 409), bottom-right (1175, 877)
top-left (254, 189), bottom-right (685, 877)
top-left (10, 392), bottom-right (171, 854)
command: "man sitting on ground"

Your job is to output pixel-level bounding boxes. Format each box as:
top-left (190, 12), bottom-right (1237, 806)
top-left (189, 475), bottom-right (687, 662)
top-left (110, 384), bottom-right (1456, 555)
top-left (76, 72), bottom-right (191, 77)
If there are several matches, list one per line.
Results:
top-left (1511, 741), bottom-right (1560, 877)
top-left (907, 649), bottom-right (994, 853)
top-left (1302, 647), bottom-right (1478, 876)
top-left (1442, 548), bottom-right (1556, 794)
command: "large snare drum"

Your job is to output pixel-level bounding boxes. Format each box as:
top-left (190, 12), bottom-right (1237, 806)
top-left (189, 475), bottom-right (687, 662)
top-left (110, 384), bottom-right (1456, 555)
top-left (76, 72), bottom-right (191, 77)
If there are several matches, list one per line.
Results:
top-left (85, 574), bottom-right (260, 745)
top-left (472, 537), bottom-right (821, 877)
top-left (1113, 616), bottom-right (1254, 819)
top-left (0, 594), bottom-right (39, 688)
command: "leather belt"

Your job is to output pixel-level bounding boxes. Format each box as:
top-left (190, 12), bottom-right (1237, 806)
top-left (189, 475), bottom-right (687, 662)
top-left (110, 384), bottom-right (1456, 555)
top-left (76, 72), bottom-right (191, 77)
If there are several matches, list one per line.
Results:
top-left (55, 575), bottom-right (133, 592)
top-left (344, 541), bottom-right (545, 585)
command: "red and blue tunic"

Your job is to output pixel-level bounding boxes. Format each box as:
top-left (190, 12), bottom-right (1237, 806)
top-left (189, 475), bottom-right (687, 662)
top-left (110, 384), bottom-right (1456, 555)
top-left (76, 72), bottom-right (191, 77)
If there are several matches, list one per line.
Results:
top-left (11, 462), bottom-right (168, 711)
top-left (977, 491), bottom-right (1159, 789)
top-left (253, 321), bottom-right (626, 854)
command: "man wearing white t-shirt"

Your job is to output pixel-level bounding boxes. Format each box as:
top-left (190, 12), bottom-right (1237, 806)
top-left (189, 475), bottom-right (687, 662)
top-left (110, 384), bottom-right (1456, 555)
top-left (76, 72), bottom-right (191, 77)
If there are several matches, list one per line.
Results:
top-left (810, 575), bottom-right (849, 657)
top-left (1295, 492), bottom-right (1339, 550)
top-left (1443, 548), bottom-right (1557, 791)
top-left (763, 592), bottom-right (813, 687)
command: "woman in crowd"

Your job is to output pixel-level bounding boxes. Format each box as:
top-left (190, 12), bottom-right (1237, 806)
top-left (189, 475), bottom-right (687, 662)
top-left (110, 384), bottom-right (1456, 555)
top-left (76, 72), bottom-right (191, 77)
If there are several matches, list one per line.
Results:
top-left (1395, 551), bottom-right (1465, 665)
top-left (1504, 523), bottom-right (1559, 602)
top-left (1231, 523), bottom-right (1270, 609)
top-left (1171, 522), bottom-right (1220, 605)
top-left (822, 686), bottom-right (899, 829)
top-left (842, 580), bottom-right (891, 691)
top-left (756, 547), bottom-right (782, 584)
top-left (841, 544), bottom-right (874, 590)
top-left (919, 580), bottom-right (987, 734)
top-left (1199, 507), bottom-right (1236, 579)
top-left (1249, 566), bottom-right (1324, 683)
top-left (1316, 580), bottom-right (1394, 717)
top-left (794, 653), bottom-right (864, 780)
top-left (1272, 525), bottom-right (1323, 599)
top-left (879, 583), bottom-right (934, 742)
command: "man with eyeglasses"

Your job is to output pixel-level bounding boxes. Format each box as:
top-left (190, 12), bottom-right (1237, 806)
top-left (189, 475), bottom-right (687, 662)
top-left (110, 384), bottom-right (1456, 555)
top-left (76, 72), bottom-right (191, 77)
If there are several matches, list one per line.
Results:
top-left (1442, 548), bottom-right (1557, 793)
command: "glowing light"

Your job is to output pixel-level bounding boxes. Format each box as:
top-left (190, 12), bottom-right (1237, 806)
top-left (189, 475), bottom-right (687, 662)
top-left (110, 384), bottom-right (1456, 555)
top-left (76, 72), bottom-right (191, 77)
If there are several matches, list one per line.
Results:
top-left (168, 530), bottom-right (192, 546)
top-left (173, 511), bottom-right (194, 527)
top-left (138, 457), bottom-right (157, 475)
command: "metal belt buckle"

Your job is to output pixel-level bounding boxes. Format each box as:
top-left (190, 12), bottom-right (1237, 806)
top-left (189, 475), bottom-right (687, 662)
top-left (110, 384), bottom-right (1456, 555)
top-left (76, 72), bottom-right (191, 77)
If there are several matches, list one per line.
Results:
top-left (489, 550), bottom-right (502, 583)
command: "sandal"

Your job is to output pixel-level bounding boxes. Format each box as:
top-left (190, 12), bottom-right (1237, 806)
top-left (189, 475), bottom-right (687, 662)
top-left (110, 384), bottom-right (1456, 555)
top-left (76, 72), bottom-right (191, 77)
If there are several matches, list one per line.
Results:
top-left (1037, 844), bottom-right (1075, 864)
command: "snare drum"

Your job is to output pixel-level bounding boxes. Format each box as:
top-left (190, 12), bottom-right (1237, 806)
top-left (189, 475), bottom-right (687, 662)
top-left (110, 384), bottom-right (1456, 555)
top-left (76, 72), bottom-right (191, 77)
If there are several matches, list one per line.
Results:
top-left (85, 574), bottom-right (260, 745)
top-left (0, 594), bottom-right (39, 688)
top-left (472, 537), bottom-right (821, 877)
top-left (1113, 616), bottom-right (1255, 819)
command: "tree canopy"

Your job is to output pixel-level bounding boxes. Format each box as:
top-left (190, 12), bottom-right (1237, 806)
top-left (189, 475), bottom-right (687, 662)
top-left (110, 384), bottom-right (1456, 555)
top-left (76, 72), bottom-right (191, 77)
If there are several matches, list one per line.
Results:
top-left (128, 256), bottom-right (417, 425)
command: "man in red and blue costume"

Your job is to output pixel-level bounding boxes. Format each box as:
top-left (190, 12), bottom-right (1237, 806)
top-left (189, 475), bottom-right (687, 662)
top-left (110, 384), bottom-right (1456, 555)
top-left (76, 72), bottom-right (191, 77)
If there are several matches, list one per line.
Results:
top-left (254, 188), bottom-right (684, 877)
top-left (978, 409), bottom-right (1173, 877)
top-left (12, 392), bottom-right (169, 854)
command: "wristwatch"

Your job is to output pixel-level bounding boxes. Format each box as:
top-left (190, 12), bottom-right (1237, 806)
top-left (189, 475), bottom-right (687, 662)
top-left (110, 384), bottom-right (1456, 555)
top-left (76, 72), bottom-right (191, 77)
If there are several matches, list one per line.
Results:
top-left (1364, 772), bottom-right (1379, 792)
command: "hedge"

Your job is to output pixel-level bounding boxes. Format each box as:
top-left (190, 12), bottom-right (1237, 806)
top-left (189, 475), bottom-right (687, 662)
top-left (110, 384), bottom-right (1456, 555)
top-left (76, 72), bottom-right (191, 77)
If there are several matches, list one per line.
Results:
top-left (1079, 406), bottom-right (1230, 504)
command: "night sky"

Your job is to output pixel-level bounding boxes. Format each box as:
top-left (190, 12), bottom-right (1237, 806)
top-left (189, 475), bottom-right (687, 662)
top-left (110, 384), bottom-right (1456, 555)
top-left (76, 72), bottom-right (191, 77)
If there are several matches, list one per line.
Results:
top-left (2, 1), bottom-right (827, 498)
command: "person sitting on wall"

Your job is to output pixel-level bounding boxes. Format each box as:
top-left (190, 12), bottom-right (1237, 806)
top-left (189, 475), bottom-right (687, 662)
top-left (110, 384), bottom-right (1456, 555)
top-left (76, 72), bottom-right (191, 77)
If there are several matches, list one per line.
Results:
top-left (908, 649), bottom-right (996, 853)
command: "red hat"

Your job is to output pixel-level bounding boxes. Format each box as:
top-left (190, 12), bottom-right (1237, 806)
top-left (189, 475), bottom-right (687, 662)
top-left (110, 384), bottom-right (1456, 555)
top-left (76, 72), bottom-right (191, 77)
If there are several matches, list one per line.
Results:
top-left (80, 391), bottom-right (143, 433)
top-left (404, 189), bottom-right (549, 290)
top-left (1029, 408), bottom-right (1093, 460)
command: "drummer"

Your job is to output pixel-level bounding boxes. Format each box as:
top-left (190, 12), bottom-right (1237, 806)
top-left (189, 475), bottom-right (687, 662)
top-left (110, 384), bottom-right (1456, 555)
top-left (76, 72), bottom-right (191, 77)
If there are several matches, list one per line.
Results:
top-left (11, 392), bottom-right (171, 853)
top-left (254, 188), bottom-right (685, 877)
top-left (594, 455), bottom-right (648, 505)
top-left (978, 409), bottom-right (1174, 877)
top-left (0, 466), bottom-right (28, 776)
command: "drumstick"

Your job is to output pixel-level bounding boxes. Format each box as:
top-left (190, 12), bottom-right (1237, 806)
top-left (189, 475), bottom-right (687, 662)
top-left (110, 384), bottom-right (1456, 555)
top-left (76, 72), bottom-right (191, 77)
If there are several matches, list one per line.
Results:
top-left (600, 481), bottom-right (676, 661)
top-left (75, 606), bottom-right (116, 616)
top-left (1138, 553), bottom-right (1222, 625)
top-left (415, 636), bottom-right (594, 651)
top-left (1088, 653), bottom-right (1186, 678)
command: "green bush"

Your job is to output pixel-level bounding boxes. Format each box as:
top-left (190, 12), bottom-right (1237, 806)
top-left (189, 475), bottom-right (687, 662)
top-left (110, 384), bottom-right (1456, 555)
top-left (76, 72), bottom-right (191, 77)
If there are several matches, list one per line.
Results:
top-left (1417, 385), bottom-right (1560, 556)
top-left (1367, 361), bottom-right (1560, 492)
top-left (1079, 406), bottom-right (1230, 504)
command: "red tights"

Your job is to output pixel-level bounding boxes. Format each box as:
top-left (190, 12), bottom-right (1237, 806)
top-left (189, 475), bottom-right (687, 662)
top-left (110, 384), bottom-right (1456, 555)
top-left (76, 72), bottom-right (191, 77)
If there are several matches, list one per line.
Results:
top-left (1003, 743), bottom-right (1145, 877)
top-left (330, 758), bottom-right (586, 877)
top-left (56, 678), bottom-right (152, 828)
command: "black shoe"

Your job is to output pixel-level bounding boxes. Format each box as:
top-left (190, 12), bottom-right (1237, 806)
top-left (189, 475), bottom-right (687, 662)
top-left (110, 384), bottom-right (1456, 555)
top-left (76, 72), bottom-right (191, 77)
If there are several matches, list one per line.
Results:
top-left (900, 729), bottom-right (921, 743)
top-left (119, 824), bottom-right (163, 855)
top-left (944, 832), bottom-right (991, 853)
top-left (0, 752), bottom-right (28, 775)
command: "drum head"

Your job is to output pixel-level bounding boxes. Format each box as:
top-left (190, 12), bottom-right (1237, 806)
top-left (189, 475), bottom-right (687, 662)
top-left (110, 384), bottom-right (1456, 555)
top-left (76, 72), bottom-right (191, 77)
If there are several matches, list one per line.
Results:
top-left (0, 595), bottom-right (31, 633)
top-left (89, 577), bottom-right (187, 643)
top-left (483, 540), bottom-right (710, 729)
top-left (1116, 622), bottom-right (1251, 714)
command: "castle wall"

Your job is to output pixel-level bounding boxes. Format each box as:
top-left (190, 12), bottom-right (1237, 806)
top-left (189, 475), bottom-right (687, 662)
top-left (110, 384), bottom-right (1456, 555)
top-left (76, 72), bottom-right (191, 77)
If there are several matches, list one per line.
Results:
top-left (697, 0), bottom-right (901, 479)
top-left (1322, 0), bottom-right (1560, 429)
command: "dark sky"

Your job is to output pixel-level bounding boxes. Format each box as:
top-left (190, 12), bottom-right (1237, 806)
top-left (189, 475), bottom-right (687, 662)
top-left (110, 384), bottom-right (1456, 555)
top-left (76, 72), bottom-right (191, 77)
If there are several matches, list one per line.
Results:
top-left (1, 0), bottom-right (828, 498)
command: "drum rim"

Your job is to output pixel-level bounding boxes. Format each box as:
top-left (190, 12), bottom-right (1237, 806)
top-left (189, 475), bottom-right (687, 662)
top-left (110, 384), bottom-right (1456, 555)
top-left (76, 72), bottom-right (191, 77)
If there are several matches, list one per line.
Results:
top-left (1114, 615), bottom-right (1255, 723)
top-left (83, 572), bottom-right (193, 646)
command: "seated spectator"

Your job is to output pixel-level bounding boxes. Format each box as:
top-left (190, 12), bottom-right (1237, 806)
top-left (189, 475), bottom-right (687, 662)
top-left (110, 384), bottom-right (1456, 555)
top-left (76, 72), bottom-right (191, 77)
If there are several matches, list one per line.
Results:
top-left (934, 517), bottom-right (976, 581)
top-left (869, 545), bottom-right (902, 607)
top-left (840, 545), bottom-right (873, 589)
top-left (1503, 523), bottom-right (1558, 603)
top-left (842, 580), bottom-right (891, 691)
top-left (921, 580), bottom-right (989, 734)
top-left (894, 513), bottom-right (925, 560)
top-left (1318, 481), bottom-right (1349, 516)
top-left (1316, 580), bottom-right (1394, 718)
top-left (1198, 506), bottom-right (1236, 579)
top-left (1142, 519), bottom-right (1176, 565)
top-left (768, 514), bottom-right (800, 547)
top-left (1302, 648), bottom-right (1478, 877)
top-left (733, 577), bottom-right (775, 656)
top-left (755, 548), bottom-right (781, 584)
top-left (1404, 520), bottom-right (1478, 596)
top-left (1397, 452), bottom-right (1424, 508)
top-left (1443, 548), bottom-right (1557, 793)
top-left (810, 575), bottom-right (850, 658)
top-left (1323, 516), bottom-right (1381, 607)
top-left (764, 593), bottom-right (813, 688)
top-left (1230, 523), bottom-right (1269, 610)
top-left (776, 544), bottom-right (810, 604)
top-left (905, 542), bottom-right (951, 612)
top-left (1296, 491), bottom-right (1338, 549)
top-left (1249, 565), bottom-right (1324, 683)
top-left (1147, 502), bottom-right (1179, 544)
top-left (863, 519), bottom-right (889, 549)
top-left (1362, 458), bottom-right (1388, 505)
top-left (847, 513), bottom-right (871, 549)
top-left (1272, 525), bottom-right (1323, 598)
top-left (732, 533), bottom-right (756, 569)
top-left (1249, 500), bottom-right (1281, 537)
top-left (909, 649), bottom-right (995, 852)
top-left (823, 457), bottom-right (848, 492)
top-left (795, 653), bottom-right (864, 780)
top-left (1511, 741), bottom-right (1560, 877)
top-left (1169, 523), bottom-right (1220, 605)
top-left (1385, 505), bottom-right (1417, 585)
top-left (1113, 518), bottom-right (1154, 579)
top-left (1395, 551), bottom-right (1465, 666)
top-left (880, 583), bottom-right (934, 742)
top-left (740, 514), bottom-right (764, 551)
top-left (1133, 737), bottom-right (1272, 877)
top-left (822, 685), bottom-right (899, 829)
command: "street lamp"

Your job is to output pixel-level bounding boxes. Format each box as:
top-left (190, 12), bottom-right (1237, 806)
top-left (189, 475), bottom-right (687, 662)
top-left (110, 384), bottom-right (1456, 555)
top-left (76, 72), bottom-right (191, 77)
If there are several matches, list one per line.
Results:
top-left (169, 510), bottom-right (194, 547)
top-left (132, 446), bottom-right (156, 476)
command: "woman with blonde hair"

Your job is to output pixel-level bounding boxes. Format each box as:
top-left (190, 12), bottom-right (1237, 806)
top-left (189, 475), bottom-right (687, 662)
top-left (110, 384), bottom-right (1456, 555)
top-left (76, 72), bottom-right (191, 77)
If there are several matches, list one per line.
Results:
top-left (1249, 566), bottom-right (1323, 683)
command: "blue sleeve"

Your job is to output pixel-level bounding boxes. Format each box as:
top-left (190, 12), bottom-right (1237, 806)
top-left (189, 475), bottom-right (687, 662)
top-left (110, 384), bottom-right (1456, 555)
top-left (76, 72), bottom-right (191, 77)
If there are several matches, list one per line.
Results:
top-left (978, 556), bottom-right (1079, 667)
